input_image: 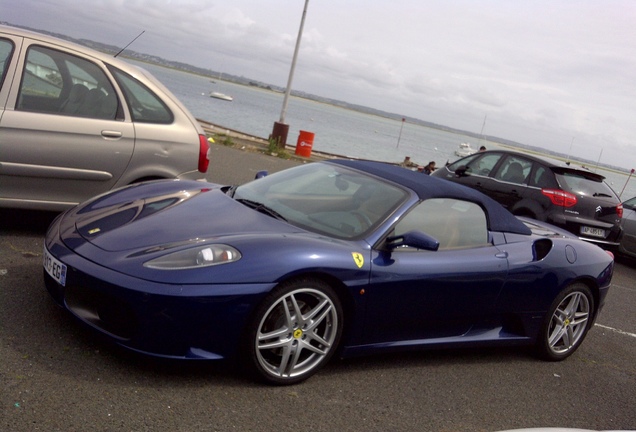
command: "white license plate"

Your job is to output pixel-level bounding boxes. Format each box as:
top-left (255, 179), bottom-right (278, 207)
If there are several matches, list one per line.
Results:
top-left (43, 247), bottom-right (67, 286)
top-left (581, 226), bottom-right (605, 238)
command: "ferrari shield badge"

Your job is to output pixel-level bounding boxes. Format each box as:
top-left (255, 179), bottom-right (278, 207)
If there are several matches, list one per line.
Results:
top-left (352, 252), bottom-right (364, 268)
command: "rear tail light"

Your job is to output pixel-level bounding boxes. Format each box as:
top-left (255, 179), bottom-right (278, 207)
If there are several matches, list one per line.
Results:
top-left (606, 250), bottom-right (615, 260)
top-left (198, 134), bottom-right (210, 173)
top-left (541, 189), bottom-right (577, 207)
top-left (617, 204), bottom-right (623, 218)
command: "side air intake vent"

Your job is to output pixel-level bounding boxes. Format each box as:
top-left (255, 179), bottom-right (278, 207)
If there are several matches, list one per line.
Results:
top-left (533, 239), bottom-right (553, 261)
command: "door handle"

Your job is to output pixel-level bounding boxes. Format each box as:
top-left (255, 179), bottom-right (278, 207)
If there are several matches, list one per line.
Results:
top-left (101, 130), bottom-right (123, 139)
top-left (495, 252), bottom-right (509, 259)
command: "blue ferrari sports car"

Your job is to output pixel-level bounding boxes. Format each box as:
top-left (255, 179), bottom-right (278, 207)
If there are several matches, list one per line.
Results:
top-left (43, 160), bottom-right (614, 385)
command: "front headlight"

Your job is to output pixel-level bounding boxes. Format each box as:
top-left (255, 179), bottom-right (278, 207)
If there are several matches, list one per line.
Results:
top-left (143, 244), bottom-right (241, 269)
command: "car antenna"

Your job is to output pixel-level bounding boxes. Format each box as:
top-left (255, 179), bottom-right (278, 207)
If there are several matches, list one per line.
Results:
top-left (114, 30), bottom-right (145, 58)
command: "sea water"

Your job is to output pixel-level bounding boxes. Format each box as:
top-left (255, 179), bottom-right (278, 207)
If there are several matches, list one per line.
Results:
top-left (141, 62), bottom-right (636, 200)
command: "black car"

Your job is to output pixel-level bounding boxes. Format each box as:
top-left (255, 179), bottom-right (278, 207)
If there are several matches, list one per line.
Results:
top-left (432, 150), bottom-right (623, 247)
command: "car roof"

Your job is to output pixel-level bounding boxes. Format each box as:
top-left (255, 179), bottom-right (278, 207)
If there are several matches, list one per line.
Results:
top-left (478, 150), bottom-right (606, 180)
top-left (0, 24), bottom-right (154, 82)
top-left (329, 159), bottom-right (532, 235)
top-left (0, 24), bottom-right (200, 128)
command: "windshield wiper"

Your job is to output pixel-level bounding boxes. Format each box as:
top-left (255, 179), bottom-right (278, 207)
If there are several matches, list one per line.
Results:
top-left (593, 192), bottom-right (613, 198)
top-left (235, 199), bottom-right (287, 221)
top-left (225, 185), bottom-right (238, 197)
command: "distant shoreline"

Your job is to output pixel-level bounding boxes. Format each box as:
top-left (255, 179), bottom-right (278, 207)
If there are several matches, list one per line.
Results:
top-left (198, 118), bottom-right (633, 179)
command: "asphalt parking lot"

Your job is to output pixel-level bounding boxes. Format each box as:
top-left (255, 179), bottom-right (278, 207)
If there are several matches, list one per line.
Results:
top-left (1, 145), bottom-right (635, 431)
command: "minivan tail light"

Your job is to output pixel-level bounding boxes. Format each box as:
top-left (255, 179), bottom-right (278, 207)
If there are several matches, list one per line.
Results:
top-left (198, 134), bottom-right (210, 173)
top-left (542, 189), bottom-right (577, 207)
top-left (616, 204), bottom-right (623, 218)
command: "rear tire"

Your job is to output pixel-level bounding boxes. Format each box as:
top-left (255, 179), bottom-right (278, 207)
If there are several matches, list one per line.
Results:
top-left (536, 283), bottom-right (595, 361)
top-left (244, 278), bottom-right (343, 385)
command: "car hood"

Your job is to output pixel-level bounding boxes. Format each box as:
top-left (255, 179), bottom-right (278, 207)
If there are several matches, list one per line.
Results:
top-left (56, 180), bottom-right (367, 285)
top-left (64, 180), bottom-right (300, 252)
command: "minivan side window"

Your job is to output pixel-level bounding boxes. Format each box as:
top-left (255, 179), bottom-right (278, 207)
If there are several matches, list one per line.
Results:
top-left (109, 67), bottom-right (173, 124)
top-left (0, 38), bottom-right (15, 88)
top-left (17, 45), bottom-right (119, 120)
top-left (393, 198), bottom-right (490, 250)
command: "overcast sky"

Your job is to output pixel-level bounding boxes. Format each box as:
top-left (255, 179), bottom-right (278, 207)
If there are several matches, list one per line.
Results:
top-left (3, 0), bottom-right (635, 169)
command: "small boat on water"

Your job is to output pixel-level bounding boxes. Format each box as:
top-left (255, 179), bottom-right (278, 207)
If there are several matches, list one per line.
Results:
top-left (455, 142), bottom-right (476, 157)
top-left (210, 91), bottom-right (233, 102)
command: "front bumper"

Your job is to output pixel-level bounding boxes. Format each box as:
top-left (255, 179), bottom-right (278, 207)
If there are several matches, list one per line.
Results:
top-left (43, 237), bottom-right (274, 360)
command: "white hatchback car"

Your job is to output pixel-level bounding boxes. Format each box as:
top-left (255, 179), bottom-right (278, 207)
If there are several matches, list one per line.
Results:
top-left (0, 25), bottom-right (210, 211)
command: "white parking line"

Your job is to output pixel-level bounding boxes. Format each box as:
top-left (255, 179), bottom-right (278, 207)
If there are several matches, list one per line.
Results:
top-left (595, 323), bottom-right (636, 339)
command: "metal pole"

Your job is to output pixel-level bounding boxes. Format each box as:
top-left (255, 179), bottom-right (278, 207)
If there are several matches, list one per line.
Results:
top-left (280, 0), bottom-right (309, 124)
top-left (270, 0), bottom-right (309, 149)
top-left (620, 168), bottom-right (635, 199)
top-left (594, 148), bottom-right (603, 172)
top-left (396, 118), bottom-right (405, 148)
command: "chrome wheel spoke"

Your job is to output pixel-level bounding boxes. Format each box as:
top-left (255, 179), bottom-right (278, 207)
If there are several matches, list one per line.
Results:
top-left (257, 327), bottom-right (291, 350)
top-left (303, 297), bottom-right (331, 324)
top-left (299, 339), bottom-right (328, 355)
top-left (564, 293), bottom-right (582, 315)
top-left (548, 321), bottom-right (567, 347)
top-left (277, 345), bottom-right (294, 376)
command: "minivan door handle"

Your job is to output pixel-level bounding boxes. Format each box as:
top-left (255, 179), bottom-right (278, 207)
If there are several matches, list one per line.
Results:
top-left (101, 130), bottom-right (123, 139)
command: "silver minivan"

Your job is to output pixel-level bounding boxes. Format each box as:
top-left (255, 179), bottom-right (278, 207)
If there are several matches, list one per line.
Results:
top-left (0, 25), bottom-right (210, 211)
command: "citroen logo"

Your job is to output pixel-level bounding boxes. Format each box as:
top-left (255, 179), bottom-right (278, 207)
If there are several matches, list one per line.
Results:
top-left (596, 206), bottom-right (602, 213)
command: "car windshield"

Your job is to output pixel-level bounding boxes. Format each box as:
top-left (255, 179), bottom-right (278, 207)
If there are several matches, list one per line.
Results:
top-left (623, 196), bottom-right (636, 209)
top-left (232, 163), bottom-right (408, 239)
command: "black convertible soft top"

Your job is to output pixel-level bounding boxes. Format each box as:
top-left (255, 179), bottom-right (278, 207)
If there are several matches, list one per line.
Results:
top-left (329, 159), bottom-right (532, 236)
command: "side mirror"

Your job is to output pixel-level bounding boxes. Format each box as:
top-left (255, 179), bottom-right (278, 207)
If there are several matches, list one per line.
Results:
top-left (255, 170), bottom-right (268, 179)
top-left (387, 230), bottom-right (440, 251)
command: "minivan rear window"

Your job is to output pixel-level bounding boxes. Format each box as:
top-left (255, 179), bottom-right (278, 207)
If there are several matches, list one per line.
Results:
top-left (109, 66), bottom-right (173, 124)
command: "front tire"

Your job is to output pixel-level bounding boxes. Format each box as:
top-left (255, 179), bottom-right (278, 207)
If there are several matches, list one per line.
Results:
top-left (536, 283), bottom-right (595, 361)
top-left (244, 278), bottom-right (343, 385)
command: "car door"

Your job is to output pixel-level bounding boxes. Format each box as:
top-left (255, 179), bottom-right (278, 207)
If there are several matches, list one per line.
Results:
top-left (439, 152), bottom-right (504, 194)
top-left (486, 154), bottom-right (533, 210)
top-left (620, 198), bottom-right (636, 256)
top-left (0, 36), bottom-right (17, 125)
top-left (363, 198), bottom-right (509, 345)
top-left (0, 40), bottom-right (134, 210)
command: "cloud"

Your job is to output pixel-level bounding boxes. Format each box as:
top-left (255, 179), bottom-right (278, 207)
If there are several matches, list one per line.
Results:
top-left (3, 0), bottom-right (636, 168)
